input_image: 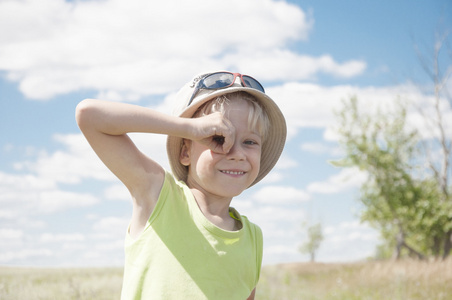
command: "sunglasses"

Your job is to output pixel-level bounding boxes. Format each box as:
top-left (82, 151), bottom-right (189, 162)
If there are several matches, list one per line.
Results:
top-left (188, 72), bottom-right (265, 106)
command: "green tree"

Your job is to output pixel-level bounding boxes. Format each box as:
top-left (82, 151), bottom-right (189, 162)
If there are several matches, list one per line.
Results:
top-left (333, 30), bottom-right (452, 260)
top-left (300, 223), bottom-right (324, 262)
top-left (334, 96), bottom-right (450, 259)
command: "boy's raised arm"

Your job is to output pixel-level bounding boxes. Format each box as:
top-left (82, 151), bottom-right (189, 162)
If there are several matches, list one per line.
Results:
top-left (76, 99), bottom-right (193, 237)
top-left (76, 99), bottom-right (170, 207)
top-left (75, 99), bottom-right (235, 236)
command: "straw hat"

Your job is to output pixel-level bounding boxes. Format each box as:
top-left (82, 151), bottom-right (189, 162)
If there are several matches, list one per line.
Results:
top-left (166, 72), bottom-right (287, 188)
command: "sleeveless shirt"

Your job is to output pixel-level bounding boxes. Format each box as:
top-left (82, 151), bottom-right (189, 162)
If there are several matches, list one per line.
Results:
top-left (121, 171), bottom-right (263, 299)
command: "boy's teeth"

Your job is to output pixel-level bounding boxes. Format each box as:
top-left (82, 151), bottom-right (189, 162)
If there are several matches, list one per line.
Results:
top-left (222, 170), bottom-right (244, 175)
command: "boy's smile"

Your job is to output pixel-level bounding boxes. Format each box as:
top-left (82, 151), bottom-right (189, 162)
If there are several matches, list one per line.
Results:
top-left (220, 170), bottom-right (246, 176)
top-left (182, 98), bottom-right (262, 200)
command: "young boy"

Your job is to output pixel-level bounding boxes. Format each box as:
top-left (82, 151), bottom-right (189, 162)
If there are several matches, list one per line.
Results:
top-left (76, 71), bottom-right (286, 299)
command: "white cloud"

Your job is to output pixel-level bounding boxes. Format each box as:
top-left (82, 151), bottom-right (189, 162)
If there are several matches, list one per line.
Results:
top-left (274, 154), bottom-right (298, 169)
top-left (252, 185), bottom-right (310, 204)
top-left (223, 51), bottom-right (366, 81)
top-left (0, 229), bottom-right (23, 241)
top-left (0, 0), bottom-right (317, 100)
top-left (0, 168), bottom-right (100, 217)
top-left (13, 131), bottom-right (170, 190)
top-left (37, 190), bottom-right (99, 214)
top-left (104, 184), bottom-right (130, 201)
top-left (0, 248), bottom-right (54, 264)
top-left (255, 205), bottom-right (304, 223)
top-left (92, 216), bottom-right (129, 233)
top-left (13, 134), bottom-right (115, 185)
top-left (40, 233), bottom-right (85, 243)
top-left (0, 0), bottom-right (370, 104)
top-left (405, 94), bottom-right (452, 140)
top-left (259, 171), bottom-right (285, 184)
top-left (307, 167), bottom-right (367, 195)
top-left (300, 142), bottom-right (342, 156)
top-left (300, 142), bottom-right (330, 154)
top-left (318, 221), bottom-right (379, 261)
top-left (129, 133), bottom-right (170, 171)
top-left (257, 154), bottom-right (298, 184)
top-left (270, 82), bottom-right (447, 142)
top-left (264, 244), bottom-right (300, 259)
top-left (234, 186), bottom-right (307, 265)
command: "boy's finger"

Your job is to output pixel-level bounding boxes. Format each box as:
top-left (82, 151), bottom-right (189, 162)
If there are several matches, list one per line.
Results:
top-left (222, 130), bottom-right (234, 153)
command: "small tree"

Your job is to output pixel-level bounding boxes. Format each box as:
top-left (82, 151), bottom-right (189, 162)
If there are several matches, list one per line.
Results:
top-left (300, 223), bottom-right (324, 262)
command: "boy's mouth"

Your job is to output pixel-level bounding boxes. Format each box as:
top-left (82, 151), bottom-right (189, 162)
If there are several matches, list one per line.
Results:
top-left (220, 170), bottom-right (245, 175)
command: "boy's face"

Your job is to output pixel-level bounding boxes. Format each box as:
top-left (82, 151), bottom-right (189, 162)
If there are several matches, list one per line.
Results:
top-left (182, 99), bottom-right (262, 198)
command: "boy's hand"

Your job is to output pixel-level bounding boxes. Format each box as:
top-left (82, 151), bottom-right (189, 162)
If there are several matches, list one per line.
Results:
top-left (189, 112), bottom-right (235, 154)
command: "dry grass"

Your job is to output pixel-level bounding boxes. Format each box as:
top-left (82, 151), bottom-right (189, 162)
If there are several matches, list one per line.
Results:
top-left (256, 259), bottom-right (452, 300)
top-left (0, 260), bottom-right (450, 299)
top-left (0, 267), bottom-right (123, 300)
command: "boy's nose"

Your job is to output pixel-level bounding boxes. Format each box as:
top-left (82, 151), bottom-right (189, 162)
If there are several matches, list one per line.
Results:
top-left (226, 143), bottom-right (246, 161)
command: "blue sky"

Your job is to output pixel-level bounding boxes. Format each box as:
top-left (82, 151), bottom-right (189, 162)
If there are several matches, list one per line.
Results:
top-left (1, 0), bottom-right (451, 267)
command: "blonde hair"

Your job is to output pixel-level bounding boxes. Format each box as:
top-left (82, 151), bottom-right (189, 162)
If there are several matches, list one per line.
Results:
top-left (192, 92), bottom-right (270, 141)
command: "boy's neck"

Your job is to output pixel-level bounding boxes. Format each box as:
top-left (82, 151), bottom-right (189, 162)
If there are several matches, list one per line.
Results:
top-left (190, 188), bottom-right (240, 231)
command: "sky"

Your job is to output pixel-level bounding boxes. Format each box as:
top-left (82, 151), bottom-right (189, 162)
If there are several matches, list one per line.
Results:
top-left (1, 0), bottom-right (451, 267)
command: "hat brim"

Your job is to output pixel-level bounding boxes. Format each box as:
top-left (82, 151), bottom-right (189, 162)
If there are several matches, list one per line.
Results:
top-left (166, 85), bottom-right (286, 188)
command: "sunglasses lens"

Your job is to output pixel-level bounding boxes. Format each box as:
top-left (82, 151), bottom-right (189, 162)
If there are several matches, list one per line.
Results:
top-left (203, 73), bottom-right (234, 89)
top-left (242, 76), bottom-right (265, 93)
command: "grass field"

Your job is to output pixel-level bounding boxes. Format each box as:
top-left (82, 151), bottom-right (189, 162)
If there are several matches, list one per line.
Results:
top-left (0, 267), bottom-right (123, 300)
top-left (0, 260), bottom-right (451, 299)
top-left (256, 260), bottom-right (452, 300)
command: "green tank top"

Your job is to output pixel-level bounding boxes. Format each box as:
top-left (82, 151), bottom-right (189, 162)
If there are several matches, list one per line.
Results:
top-left (121, 171), bottom-right (263, 299)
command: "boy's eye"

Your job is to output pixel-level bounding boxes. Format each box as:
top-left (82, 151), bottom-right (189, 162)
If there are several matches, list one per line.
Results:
top-left (244, 140), bottom-right (258, 146)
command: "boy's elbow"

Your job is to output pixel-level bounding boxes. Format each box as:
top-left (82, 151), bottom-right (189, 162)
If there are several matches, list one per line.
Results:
top-left (75, 99), bottom-right (96, 129)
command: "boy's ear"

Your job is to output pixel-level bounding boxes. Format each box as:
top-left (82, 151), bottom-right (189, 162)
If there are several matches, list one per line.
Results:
top-left (179, 139), bottom-right (191, 166)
